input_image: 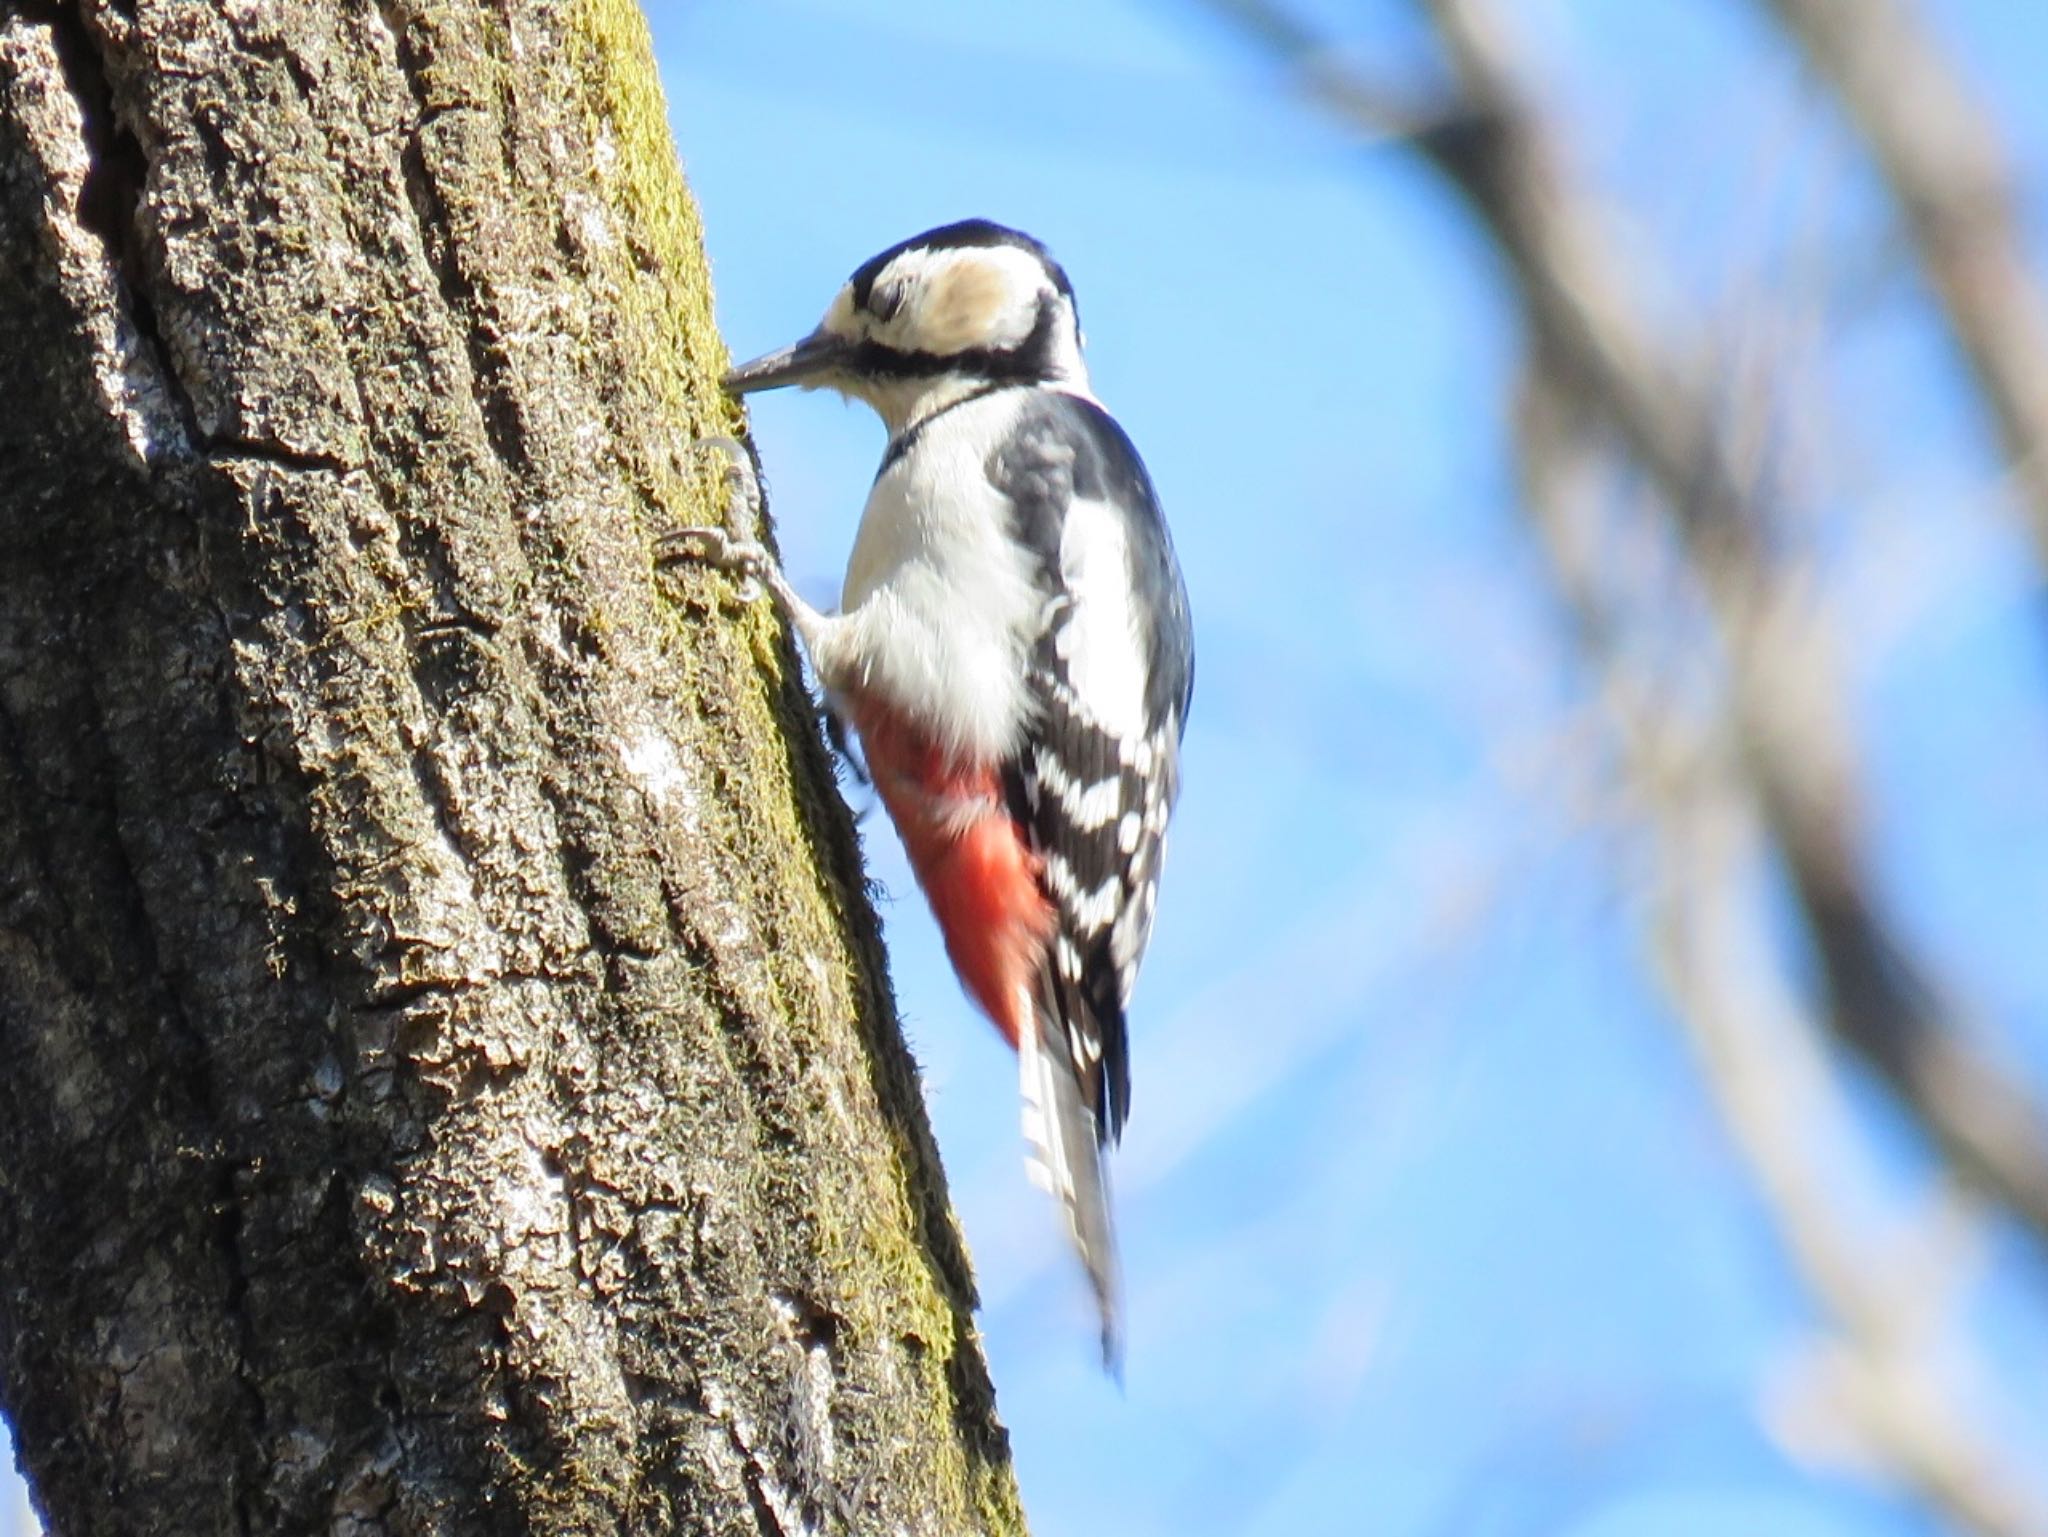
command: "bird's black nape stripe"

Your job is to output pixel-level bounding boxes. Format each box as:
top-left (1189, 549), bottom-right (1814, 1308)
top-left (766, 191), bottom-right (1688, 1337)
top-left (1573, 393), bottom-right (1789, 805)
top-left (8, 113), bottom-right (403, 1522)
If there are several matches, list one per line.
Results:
top-left (876, 383), bottom-right (1007, 479)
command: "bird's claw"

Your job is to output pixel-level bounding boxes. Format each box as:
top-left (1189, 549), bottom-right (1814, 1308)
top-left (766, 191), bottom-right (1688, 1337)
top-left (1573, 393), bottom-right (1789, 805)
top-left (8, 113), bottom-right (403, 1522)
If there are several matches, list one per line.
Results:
top-left (660, 436), bottom-right (772, 600)
top-left (657, 525), bottom-right (769, 602)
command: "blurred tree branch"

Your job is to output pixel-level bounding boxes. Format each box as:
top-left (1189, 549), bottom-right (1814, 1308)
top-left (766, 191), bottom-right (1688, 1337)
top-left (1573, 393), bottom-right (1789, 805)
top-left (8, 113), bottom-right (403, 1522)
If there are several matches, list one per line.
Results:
top-left (1415, 0), bottom-right (2048, 1253)
top-left (1194, 0), bottom-right (2048, 1254)
top-left (1521, 366), bottom-right (2048, 1537)
top-left (1651, 853), bottom-right (2046, 1537)
top-left (1754, 0), bottom-right (2048, 569)
top-left (1193, 0), bottom-right (2048, 1526)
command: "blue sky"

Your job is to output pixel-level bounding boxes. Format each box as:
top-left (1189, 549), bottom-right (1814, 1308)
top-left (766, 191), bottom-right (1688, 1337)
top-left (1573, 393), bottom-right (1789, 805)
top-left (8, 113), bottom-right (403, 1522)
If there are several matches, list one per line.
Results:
top-left (8, 3), bottom-right (2048, 1533)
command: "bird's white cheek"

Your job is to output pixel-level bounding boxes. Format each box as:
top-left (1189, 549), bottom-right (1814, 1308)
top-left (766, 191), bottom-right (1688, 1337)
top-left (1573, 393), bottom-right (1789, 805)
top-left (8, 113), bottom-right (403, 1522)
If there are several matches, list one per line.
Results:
top-left (820, 285), bottom-right (859, 338)
top-left (915, 263), bottom-right (1010, 353)
top-left (885, 259), bottom-right (1041, 357)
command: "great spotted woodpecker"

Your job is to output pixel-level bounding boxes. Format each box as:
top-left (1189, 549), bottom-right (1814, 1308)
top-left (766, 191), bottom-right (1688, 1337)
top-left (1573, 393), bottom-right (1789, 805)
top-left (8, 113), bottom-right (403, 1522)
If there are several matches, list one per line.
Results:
top-left (665, 220), bottom-right (1193, 1367)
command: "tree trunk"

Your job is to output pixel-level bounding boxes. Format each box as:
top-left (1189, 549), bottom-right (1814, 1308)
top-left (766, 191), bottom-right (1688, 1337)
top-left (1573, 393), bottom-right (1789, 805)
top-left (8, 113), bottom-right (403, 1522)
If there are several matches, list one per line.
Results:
top-left (0, 0), bottom-right (1024, 1531)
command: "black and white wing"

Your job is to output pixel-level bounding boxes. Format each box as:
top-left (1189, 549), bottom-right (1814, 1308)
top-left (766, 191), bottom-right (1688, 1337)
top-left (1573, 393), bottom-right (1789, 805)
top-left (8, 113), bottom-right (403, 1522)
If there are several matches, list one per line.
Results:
top-left (989, 390), bottom-right (1194, 1362)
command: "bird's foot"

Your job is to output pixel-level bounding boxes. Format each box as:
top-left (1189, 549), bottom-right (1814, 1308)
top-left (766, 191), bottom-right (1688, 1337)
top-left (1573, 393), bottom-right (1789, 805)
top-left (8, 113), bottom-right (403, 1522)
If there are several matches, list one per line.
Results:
top-left (659, 436), bottom-right (772, 600)
top-left (655, 524), bottom-right (770, 602)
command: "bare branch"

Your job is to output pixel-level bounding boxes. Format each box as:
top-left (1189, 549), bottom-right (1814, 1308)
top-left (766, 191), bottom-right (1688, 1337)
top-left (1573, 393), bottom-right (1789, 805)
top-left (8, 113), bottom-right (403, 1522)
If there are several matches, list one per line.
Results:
top-left (1655, 809), bottom-right (2048, 1537)
top-left (1195, 0), bottom-right (2048, 1253)
top-left (1521, 365), bottom-right (2048, 1537)
top-left (1754, 0), bottom-right (2048, 569)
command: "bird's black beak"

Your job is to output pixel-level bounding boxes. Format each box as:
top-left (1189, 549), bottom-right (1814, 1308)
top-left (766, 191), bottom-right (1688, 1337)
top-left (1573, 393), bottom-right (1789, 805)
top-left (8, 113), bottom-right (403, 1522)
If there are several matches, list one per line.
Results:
top-left (723, 328), bottom-right (849, 395)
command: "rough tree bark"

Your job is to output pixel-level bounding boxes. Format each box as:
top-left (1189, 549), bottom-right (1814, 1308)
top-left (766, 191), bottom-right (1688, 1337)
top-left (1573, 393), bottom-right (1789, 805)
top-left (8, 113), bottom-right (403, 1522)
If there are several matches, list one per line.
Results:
top-left (0, 0), bottom-right (1025, 1532)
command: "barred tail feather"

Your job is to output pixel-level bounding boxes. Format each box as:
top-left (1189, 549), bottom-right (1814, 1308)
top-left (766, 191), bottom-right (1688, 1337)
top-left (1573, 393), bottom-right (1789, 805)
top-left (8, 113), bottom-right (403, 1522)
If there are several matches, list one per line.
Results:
top-left (1018, 992), bottom-right (1123, 1372)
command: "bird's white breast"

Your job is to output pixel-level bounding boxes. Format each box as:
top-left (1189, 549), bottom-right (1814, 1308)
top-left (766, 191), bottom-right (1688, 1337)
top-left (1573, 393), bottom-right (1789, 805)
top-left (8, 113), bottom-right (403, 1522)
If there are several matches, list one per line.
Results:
top-left (839, 391), bottom-right (1045, 763)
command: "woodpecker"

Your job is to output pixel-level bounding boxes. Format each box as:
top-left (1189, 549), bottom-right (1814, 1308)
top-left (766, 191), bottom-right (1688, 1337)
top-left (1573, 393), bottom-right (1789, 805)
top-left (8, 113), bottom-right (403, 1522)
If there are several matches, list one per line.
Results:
top-left (666, 220), bottom-right (1193, 1367)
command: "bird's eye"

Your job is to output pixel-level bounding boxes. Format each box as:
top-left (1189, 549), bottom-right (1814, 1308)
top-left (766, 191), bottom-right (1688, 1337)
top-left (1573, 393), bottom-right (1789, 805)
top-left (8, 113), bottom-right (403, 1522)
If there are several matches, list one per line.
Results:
top-left (869, 284), bottom-right (905, 324)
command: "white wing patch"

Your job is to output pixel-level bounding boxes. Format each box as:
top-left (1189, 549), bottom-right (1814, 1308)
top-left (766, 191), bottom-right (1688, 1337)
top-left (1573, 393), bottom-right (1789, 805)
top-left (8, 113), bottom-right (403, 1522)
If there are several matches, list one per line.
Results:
top-left (1053, 496), bottom-right (1149, 742)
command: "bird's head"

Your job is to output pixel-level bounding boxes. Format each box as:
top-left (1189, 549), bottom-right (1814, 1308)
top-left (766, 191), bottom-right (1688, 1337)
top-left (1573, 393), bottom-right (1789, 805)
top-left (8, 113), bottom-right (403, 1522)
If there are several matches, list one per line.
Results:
top-left (724, 220), bottom-right (1090, 434)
